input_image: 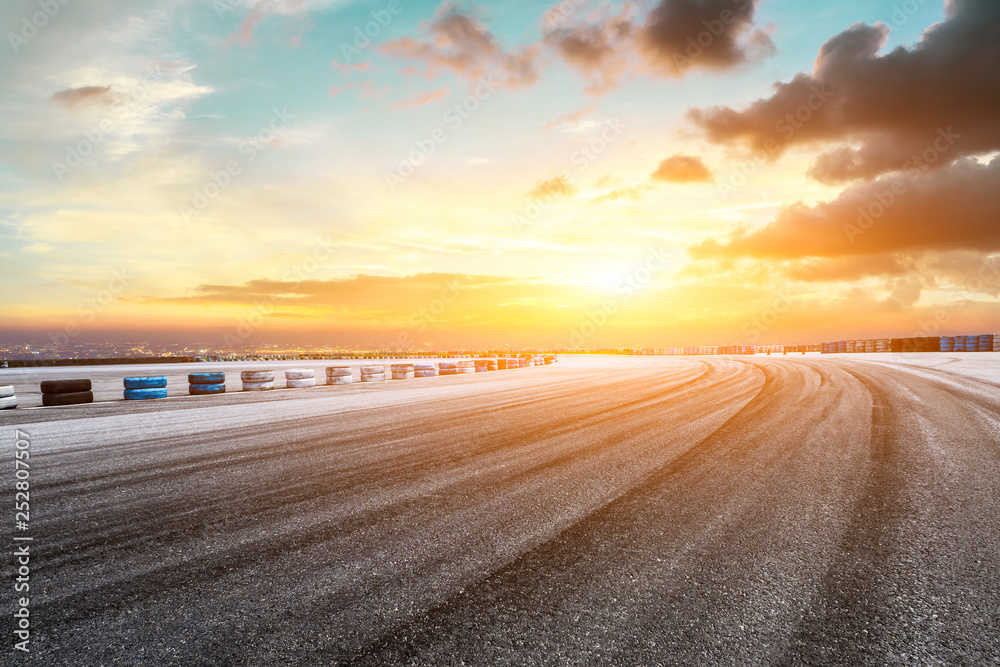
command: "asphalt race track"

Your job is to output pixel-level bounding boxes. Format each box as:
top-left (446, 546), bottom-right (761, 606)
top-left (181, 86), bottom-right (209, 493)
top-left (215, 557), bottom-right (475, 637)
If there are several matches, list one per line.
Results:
top-left (2, 354), bottom-right (999, 665)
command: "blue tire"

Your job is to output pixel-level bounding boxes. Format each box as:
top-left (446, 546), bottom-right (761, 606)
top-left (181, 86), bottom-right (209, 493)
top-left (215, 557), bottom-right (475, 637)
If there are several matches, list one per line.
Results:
top-left (124, 388), bottom-right (168, 400)
top-left (124, 376), bottom-right (167, 389)
top-left (190, 383), bottom-right (225, 395)
top-left (189, 372), bottom-right (225, 385)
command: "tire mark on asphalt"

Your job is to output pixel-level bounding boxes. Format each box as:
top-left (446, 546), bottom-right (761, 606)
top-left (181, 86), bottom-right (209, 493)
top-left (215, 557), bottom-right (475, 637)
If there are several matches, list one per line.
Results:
top-left (25, 361), bottom-right (745, 635)
top-left (341, 360), bottom-right (778, 665)
top-left (776, 366), bottom-right (913, 666)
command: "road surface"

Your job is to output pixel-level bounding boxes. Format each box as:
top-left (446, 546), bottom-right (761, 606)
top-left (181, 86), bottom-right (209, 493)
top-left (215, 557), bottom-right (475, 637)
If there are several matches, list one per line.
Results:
top-left (2, 354), bottom-right (999, 665)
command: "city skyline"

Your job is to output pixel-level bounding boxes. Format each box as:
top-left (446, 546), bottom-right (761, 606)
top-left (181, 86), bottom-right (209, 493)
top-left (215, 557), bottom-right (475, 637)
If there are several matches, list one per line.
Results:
top-left (3, 0), bottom-right (1000, 349)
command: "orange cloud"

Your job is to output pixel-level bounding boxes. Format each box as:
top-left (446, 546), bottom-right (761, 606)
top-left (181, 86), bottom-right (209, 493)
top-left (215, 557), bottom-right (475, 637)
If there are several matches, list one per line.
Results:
top-left (528, 175), bottom-right (577, 198)
top-left (542, 106), bottom-right (596, 130)
top-left (543, 0), bottom-right (772, 93)
top-left (51, 86), bottom-right (117, 109)
top-left (651, 154), bottom-right (714, 183)
top-left (691, 158), bottom-right (1000, 260)
top-left (379, 4), bottom-right (540, 88)
top-left (391, 85), bottom-right (451, 109)
top-left (588, 185), bottom-right (650, 205)
top-left (687, 0), bottom-right (1000, 182)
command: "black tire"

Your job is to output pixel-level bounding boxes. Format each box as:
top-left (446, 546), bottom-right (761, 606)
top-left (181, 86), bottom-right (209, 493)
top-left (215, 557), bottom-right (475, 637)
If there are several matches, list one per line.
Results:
top-left (42, 391), bottom-right (94, 406)
top-left (40, 379), bottom-right (92, 394)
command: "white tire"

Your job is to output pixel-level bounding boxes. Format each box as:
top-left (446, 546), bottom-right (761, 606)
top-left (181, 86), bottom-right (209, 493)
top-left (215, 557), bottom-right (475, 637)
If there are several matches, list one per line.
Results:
top-left (326, 366), bottom-right (351, 377)
top-left (456, 360), bottom-right (474, 369)
top-left (456, 367), bottom-right (475, 374)
top-left (0, 385), bottom-right (14, 398)
top-left (414, 363), bottom-right (435, 371)
top-left (242, 381), bottom-right (274, 391)
top-left (286, 378), bottom-right (316, 388)
top-left (391, 364), bottom-right (414, 373)
top-left (361, 365), bottom-right (385, 374)
top-left (241, 370), bottom-right (274, 382)
top-left (285, 368), bottom-right (315, 380)
top-left (361, 373), bottom-right (385, 382)
top-left (327, 376), bottom-right (353, 385)
top-left (0, 395), bottom-right (16, 410)
top-left (414, 369), bottom-right (436, 378)
top-left (392, 372), bottom-right (414, 380)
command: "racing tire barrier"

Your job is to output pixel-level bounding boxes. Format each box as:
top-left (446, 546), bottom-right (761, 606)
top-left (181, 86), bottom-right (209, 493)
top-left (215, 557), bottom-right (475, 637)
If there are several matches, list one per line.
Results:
top-left (285, 368), bottom-right (315, 381)
top-left (41, 379), bottom-right (93, 406)
top-left (190, 372), bottom-right (225, 395)
top-left (456, 360), bottom-right (475, 375)
top-left (42, 391), bottom-right (94, 407)
top-left (391, 364), bottom-right (414, 380)
top-left (189, 372), bottom-right (225, 385)
top-left (190, 383), bottom-right (225, 396)
top-left (125, 387), bottom-right (168, 400)
top-left (242, 380), bottom-right (275, 391)
top-left (414, 363), bottom-right (436, 378)
top-left (124, 376), bottom-right (167, 390)
top-left (474, 360), bottom-right (489, 373)
top-left (439, 361), bottom-right (457, 376)
top-left (361, 365), bottom-right (385, 382)
top-left (0, 385), bottom-right (13, 398)
top-left (241, 370), bottom-right (274, 383)
top-left (40, 379), bottom-right (91, 394)
top-left (0, 395), bottom-right (16, 410)
top-left (326, 366), bottom-right (353, 385)
top-left (286, 378), bottom-right (317, 388)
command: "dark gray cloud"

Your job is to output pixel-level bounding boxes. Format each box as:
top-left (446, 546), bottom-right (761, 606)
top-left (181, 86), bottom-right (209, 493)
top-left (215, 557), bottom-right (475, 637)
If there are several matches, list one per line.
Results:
top-left (688, 0), bottom-right (1000, 182)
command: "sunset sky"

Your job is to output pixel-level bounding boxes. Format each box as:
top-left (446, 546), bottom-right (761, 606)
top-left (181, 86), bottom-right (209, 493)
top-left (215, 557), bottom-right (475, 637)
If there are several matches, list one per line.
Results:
top-left (2, 0), bottom-right (1000, 349)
